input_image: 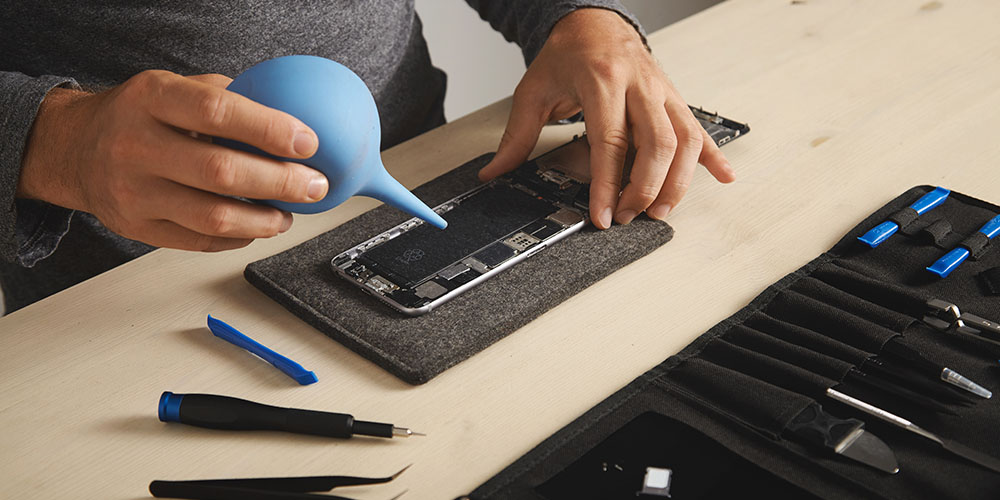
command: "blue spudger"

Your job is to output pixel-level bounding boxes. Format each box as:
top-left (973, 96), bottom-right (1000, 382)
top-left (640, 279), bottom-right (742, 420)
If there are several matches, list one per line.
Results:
top-left (858, 187), bottom-right (950, 248)
top-left (206, 315), bottom-right (318, 385)
top-left (927, 214), bottom-right (1000, 278)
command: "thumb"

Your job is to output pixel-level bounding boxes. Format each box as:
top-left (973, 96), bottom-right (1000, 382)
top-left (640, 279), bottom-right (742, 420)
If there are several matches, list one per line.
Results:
top-left (478, 91), bottom-right (547, 181)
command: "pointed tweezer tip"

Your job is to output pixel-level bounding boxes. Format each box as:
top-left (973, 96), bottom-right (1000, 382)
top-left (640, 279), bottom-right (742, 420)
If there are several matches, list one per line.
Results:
top-left (391, 464), bottom-right (413, 480)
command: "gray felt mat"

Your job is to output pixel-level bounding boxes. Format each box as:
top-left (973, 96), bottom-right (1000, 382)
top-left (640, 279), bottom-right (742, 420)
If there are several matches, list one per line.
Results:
top-left (245, 153), bottom-right (674, 384)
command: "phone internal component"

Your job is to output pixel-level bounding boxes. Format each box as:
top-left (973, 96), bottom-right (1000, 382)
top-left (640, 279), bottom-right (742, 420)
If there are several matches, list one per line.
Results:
top-left (438, 262), bottom-right (470, 280)
top-left (414, 280), bottom-right (448, 299)
top-left (472, 242), bottom-right (518, 268)
top-left (462, 257), bottom-right (490, 274)
top-left (547, 208), bottom-right (586, 227)
top-left (539, 169), bottom-right (574, 189)
top-left (357, 183), bottom-right (556, 287)
top-left (365, 275), bottom-right (397, 294)
top-left (503, 232), bottom-right (541, 252)
top-left (535, 138), bottom-right (592, 183)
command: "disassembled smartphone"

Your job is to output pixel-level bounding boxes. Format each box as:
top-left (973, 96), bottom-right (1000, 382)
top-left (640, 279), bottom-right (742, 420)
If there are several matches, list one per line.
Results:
top-left (331, 107), bottom-right (749, 316)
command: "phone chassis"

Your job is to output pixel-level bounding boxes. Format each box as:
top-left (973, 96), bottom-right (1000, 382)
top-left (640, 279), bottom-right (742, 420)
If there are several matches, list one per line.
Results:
top-left (331, 137), bottom-right (592, 315)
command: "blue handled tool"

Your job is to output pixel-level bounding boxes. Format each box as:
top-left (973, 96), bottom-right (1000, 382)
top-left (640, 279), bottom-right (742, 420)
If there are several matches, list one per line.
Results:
top-left (858, 187), bottom-right (950, 247)
top-left (927, 214), bottom-right (1000, 278)
top-left (206, 315), bottom-right (317, 385)
top-left (220, 55), bottom-right (447, 229)
top-left (158, 392), bottom-right (423, 438)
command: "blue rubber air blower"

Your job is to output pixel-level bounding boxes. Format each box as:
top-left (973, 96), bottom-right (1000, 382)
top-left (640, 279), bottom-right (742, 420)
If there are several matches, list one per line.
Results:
top-left (221, 55), bottom-right (447, 229)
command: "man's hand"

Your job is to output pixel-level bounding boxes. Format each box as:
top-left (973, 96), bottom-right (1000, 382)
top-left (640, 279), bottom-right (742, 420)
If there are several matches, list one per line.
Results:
top-left (18, 70), bottom-right (328, 251)
top-left (478, 8), bottom-right (735, 229)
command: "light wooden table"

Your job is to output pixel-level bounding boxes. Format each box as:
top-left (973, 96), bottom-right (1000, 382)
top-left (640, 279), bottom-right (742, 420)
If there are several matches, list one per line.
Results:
top-left (3, 1), bottom-right (998, 498)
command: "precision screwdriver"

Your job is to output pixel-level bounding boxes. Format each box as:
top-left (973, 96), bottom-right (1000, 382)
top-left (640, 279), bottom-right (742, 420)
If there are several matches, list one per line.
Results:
top-left (158, 392), bottom-right (424, 439)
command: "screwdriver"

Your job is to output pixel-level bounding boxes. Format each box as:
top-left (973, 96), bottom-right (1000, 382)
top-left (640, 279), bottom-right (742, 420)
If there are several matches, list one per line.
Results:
top-left (158, 392), bottom-right (425, 439)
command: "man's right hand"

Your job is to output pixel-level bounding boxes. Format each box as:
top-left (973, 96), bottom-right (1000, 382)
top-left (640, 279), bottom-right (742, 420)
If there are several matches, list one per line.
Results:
top-left (17, 70), bottom-right (328, 252)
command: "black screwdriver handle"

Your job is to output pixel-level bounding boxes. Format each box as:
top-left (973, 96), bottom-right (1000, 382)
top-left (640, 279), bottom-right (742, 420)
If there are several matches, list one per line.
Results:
top-left (174, 393), bottom-right (355, 438)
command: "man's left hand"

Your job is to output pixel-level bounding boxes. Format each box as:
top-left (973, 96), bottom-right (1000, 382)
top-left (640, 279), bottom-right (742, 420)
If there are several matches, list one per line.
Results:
top-left (478, 8), bottom-right (735, 229)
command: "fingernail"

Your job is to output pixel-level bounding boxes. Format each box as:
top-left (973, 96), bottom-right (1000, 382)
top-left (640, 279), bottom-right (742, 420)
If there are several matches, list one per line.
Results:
top-left (616, 209), bottom-right (638, 225)
top-left (307, 175), bottom-right (328, 201)
top-left (279, 212), bottom-right (293, 233)
top-left (293, 130), bottom-right (317, 157)
top-left (597, 207), bottom-right (613, 229)
top-left (648, 204), bottom-right (672, 220)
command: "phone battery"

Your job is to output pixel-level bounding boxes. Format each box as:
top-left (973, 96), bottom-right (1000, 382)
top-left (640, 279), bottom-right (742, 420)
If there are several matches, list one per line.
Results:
top-left (358, 184), bottom-right (556, 287)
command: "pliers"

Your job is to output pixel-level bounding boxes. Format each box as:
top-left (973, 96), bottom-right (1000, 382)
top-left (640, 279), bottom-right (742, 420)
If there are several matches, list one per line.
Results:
top-left (924, 298), bottom-right (1000, 348)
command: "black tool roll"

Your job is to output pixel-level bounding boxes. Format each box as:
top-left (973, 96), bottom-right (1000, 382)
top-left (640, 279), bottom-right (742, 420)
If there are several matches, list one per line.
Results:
top-left (467, 186), bottom-right (1000, 500)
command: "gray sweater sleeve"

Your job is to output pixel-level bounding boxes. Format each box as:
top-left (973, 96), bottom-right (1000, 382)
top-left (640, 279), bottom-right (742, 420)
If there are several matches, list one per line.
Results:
top-left (0, 71), bottom-right (79, 267)
top-left (464, 0), bottom-right (647, 65)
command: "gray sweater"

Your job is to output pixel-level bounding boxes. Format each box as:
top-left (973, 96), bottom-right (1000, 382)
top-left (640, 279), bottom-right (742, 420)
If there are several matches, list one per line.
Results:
top-left (0, 0), bottom-right (640, 313)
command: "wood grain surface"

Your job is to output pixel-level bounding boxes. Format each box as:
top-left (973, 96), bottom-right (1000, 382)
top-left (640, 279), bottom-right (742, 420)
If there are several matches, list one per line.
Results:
top-left (2, 1), bottom-right (998, 498)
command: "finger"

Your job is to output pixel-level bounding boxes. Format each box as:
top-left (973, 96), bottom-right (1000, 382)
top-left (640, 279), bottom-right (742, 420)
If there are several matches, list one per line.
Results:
top-left (582, 86), bottom-right (629, 230)
top-left (613, 87), bottom-right (675, 225)
top-left (646, 98), bottom-right (704, 220)
top-left (146, 181), bottom-right (294, 239)
top-left (139, 71), bottom-right (318, 159)
top-left (157, 131), bottom-right (328, 203)
top-left (478, 85), bottom-right (548, 181)
top-left (130, 219), bottom-right (254, 252)
top-left (698, 126), bottom-right (735, 183)
top-left (187, 73), bottom-right (234, 89)
top-left (171, 75), bottom-right (232, 141)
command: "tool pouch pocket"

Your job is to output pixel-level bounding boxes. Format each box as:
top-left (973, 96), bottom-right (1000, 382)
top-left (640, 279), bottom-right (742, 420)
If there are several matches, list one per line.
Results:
top-left (469, 186), bottom-right (1000, 500)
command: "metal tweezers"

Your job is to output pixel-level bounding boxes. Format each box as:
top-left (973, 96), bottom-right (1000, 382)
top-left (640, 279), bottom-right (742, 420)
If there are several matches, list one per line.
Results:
top-left (924, 298), bottom-right (1000, 348)
top-left (149, 466), bottom-right (409, 500)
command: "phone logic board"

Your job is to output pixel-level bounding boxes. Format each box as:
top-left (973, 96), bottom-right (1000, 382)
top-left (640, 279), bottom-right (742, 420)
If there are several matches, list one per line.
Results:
top-left (332, 138), bottom-right (592, 315)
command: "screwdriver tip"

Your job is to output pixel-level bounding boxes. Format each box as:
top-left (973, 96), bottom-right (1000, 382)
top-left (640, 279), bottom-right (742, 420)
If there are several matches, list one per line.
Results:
top-left (391, 427), bottom-right (426, 438)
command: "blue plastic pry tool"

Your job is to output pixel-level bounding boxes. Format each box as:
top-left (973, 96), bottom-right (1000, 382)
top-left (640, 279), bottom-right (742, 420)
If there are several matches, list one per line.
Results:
top-left (858, 187), bottom-right (950, 248)
top-left (206, 315), bottom-right (318, 385)
top-left (927, 213), bottom-right (1000, 278)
